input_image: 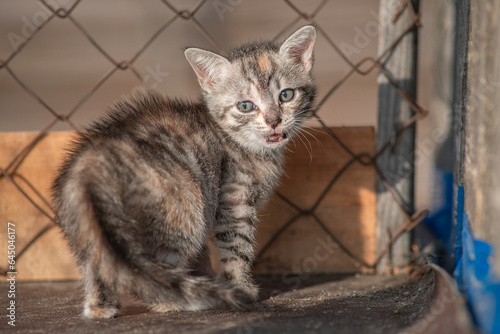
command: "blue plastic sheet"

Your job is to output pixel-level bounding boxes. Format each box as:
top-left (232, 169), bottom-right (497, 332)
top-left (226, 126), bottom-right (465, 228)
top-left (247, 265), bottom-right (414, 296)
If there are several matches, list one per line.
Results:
top-left (453, 184), bottom-right (500, 334)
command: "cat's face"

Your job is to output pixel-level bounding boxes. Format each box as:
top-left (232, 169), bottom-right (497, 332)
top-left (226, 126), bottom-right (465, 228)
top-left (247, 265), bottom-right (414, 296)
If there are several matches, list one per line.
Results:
top-left (185, 26), bottom-right (316, 153)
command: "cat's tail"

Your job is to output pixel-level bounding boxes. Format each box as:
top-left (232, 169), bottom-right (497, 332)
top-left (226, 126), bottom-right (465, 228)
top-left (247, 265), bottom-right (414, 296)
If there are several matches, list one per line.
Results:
top-left (91, 201), bottom-right (254, 311)
top-left (95, 204), bottom-right (254, 312)
top-left (105, 226), bottom-right (255, 311)
top-left (53, 162), bottom-right (253, 313)
top-left (128, 261), bottom-right (254, 311)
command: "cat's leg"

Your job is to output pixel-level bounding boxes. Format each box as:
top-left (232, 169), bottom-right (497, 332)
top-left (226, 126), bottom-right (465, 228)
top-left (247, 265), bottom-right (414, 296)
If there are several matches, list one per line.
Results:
top-left (190, 245), bottom-right (216, 277)
top-left (213, 208), bottom-right (259, 302)
top-left (139, 248), bottom-right (214, 313)
top-left (82, 254), bottom-right (121, 319)
top-left (58, 177), bottom-right (122, 319)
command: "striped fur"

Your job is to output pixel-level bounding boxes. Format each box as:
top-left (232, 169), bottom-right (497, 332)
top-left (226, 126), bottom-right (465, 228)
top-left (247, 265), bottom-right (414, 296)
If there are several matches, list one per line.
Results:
top-left (52, 26), bottom-right (317, 318)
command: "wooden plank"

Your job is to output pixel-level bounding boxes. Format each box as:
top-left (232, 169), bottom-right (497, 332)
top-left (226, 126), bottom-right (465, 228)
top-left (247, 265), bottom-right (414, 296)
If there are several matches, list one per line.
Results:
top-left (465, 0), bottom-right (500, 275)
top-left (0, 127), bottom-right (376, 280)
top-left (453, 0), bottom-right (470, 187)
top-left (0, 132), bottom-right (80, 281)
top-left (376, 0), bottom-right (419, 274)
top-left (451, 0), bottom-right (470, 269)
top-left (254, 127), bottom-right (376, 274)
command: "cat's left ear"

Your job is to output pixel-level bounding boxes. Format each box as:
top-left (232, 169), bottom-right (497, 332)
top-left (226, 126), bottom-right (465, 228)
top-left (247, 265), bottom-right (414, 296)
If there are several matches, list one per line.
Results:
top-left (185, 48), bottom-right (231, 92)
top-left (280, 25), bottom-right (317, 72)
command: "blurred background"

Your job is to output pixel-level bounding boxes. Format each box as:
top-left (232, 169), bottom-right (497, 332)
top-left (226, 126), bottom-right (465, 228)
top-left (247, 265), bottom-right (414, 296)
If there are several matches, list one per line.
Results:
top-left (0, 0), bottom-right (446, 211)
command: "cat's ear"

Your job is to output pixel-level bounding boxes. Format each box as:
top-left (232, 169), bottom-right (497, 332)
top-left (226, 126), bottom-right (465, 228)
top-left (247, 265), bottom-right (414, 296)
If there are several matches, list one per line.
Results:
top-left (280, 25), bottom-right (317, 72)
top-left (184, 48), bottom-right (231, 91)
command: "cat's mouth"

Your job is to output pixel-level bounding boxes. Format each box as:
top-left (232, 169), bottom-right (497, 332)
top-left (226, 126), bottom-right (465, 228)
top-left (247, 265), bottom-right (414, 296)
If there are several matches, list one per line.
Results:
top-left (265, 132), bottom-right (287, 144)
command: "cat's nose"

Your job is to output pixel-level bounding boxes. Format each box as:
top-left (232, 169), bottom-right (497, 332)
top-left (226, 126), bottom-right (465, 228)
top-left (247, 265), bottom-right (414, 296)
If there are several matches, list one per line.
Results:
top-left (266, 117), bottom-right (282, 130)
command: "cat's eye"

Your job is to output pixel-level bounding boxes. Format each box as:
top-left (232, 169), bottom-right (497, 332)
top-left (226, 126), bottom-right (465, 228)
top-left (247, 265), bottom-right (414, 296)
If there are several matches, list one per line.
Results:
top-left (237, 101), bottom-right (256, 112)
top-left (279, 89), bottom-right (295, 102)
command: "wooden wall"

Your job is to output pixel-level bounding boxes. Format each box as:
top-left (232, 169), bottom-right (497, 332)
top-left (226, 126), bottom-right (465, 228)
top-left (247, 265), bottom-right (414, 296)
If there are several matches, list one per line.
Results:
top-left (0, 127), bottom-right (376, 280)
top-left (464, 0), bottom-right (500, 275)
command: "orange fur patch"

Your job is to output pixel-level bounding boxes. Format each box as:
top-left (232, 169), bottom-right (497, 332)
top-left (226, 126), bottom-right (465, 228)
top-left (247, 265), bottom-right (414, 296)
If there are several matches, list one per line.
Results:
top-left (257, 54), bottom-right (271, 72)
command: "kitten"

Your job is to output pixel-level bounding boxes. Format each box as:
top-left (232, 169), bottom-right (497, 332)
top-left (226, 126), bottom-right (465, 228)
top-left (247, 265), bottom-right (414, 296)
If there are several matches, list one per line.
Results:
top-left (52, 25), bottom-right (317, 319)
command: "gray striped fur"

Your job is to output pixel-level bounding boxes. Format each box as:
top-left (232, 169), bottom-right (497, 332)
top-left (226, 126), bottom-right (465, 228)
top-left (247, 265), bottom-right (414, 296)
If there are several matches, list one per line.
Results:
top-left (52, 25), bottom-right (317, 319)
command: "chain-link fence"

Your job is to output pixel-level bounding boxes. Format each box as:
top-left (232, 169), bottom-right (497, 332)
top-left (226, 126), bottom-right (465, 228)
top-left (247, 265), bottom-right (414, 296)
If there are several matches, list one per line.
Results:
top-left (0, 0), bottom-right (428, 277)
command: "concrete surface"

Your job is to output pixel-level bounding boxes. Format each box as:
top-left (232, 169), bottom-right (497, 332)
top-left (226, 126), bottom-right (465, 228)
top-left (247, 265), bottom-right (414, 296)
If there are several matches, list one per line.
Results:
top-left (0, 270), bottom-right (474, 334)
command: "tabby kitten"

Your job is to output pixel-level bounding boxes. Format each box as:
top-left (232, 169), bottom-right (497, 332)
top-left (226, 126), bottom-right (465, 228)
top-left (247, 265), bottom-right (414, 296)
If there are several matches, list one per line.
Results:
top-left (52, 25), bottom-right (317, 319)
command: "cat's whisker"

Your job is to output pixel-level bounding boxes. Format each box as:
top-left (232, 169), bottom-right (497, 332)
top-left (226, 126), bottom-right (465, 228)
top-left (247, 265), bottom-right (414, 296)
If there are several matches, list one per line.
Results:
top-left (296, 105), bottom-right (319, 114)
top-left (292, 114), bottom-right (328, 150)
top-left (298, 130), bottom-right (314, 164)
top-left (294, 106), bottom-right (320, 119)
top-left (300, 124), bottom-right (328, 135)
top-left (290, 127), bottom-right (313, 164)
top-left (298, 127), bottom-right (326, 151)
top-left (288, 130), bottom-right (299, 150)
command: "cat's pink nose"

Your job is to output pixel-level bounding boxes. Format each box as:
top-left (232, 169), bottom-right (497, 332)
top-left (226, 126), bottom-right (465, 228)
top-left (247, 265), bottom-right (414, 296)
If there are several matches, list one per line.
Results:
top-left (266, 117), bottom-right (282, 129)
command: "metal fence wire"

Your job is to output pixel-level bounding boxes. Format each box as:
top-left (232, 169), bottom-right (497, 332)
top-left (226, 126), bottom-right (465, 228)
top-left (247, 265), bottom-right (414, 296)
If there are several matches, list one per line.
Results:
top-left (0, 0), bottom-right (429, 276)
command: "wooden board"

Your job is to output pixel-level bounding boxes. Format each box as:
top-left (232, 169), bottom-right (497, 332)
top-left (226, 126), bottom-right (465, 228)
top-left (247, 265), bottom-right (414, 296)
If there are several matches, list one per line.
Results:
top-left (375, 0), bottom-right (418, 274)
top-left (0, 132), bottom-right (80, 281)
top-left (0, 127), bottom-right (376, 280)
top-left (253, 126), bottom-right (377, 274)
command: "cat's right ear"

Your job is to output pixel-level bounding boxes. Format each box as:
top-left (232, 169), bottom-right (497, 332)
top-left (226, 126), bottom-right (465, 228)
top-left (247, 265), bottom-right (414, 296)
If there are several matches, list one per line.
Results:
top-left (280, 25), bottom-right (317, 72)
top-left (184, 48), bottom-right (231, 92)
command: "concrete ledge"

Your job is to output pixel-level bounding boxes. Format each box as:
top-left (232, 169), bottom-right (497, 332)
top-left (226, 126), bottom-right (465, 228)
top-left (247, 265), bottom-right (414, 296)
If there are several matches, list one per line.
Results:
top-left (0, 269), bottom-right (474, 333)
